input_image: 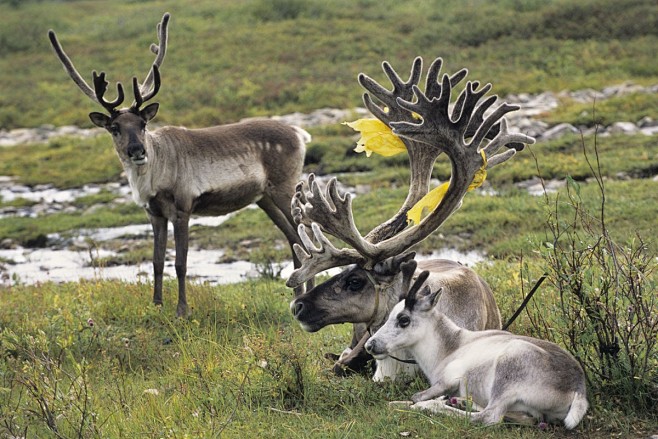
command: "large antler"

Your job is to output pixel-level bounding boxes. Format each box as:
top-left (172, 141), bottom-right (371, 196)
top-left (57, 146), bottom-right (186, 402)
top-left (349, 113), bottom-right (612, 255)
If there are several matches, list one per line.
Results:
top-left (287, 57), bottom-right (535, 288)
top-left (48, 12), bottom-right (169, 113)
top-left (358, 57), bottom-right (467, 243)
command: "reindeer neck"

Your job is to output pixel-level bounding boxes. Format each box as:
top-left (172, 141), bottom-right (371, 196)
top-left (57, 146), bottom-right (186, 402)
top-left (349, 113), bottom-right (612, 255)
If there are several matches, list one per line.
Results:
top-left (123, 130), bottom-right (167, 207)
top-left (412, 312), bottom-right (464, 383)
top-left (366, 273), bottom-right (407, 333)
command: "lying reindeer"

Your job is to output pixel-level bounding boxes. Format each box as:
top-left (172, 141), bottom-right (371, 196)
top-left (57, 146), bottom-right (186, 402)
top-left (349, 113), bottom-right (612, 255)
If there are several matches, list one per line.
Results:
top-left (287, 57), bottom-right (533, 379)
top-left (49, 13), bottom-right (311, 316)
top-left (366, 267), bottom-right (589, 429)
top-left (291, 250), bottom-right (500, 381)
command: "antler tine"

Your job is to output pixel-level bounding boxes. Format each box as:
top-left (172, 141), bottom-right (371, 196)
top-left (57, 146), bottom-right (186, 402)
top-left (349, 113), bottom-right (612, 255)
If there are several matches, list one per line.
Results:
top-left (358, 57), bottom-right (423, 125)
top-left (92, 71), bottom-right (125, 114)
top-left (286, 223), bottom-right (364, 288)
top-left (482, 118), bottom-right (536, 167)
top-left (48, 30), bottom-right (101, 104)
top-left (136, 12), bottom-right (169, 104)
top-left (297, 175), bottom-right (379, 257)
top-left (425, 57), bottom-right (468, 100)
top-left (132, 64), bottom-right (161, 110)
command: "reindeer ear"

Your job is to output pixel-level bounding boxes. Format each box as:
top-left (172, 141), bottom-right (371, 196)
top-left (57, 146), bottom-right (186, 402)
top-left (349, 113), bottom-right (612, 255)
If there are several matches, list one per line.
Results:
top-left (89, 112), bottom-right (110, 128)
top-left (415, 286), bottom-right (443, 312)
top-left (140, 102), bottom-right (159, 122)
top-left (374, 251), bottom-right (416, 276)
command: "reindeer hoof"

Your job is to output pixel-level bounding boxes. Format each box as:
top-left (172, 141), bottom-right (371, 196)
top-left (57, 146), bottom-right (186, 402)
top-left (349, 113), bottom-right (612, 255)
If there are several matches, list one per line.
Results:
top-left (324, 352), bottom-right (341, 362)
top-left (332, 362), bottom-right (356, 377)
top-left (176, 304), bottom-right (189, 318)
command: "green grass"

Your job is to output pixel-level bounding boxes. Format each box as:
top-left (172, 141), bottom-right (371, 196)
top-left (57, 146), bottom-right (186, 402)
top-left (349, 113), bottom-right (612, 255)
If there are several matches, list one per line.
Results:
top-left (0, 0), bottom-right (657, 129)
top-left (0, 203), bottom-right (146, 247)
top-left (1, 0), bottom-right (657, 436)
top-left (0, 136), bottom-right (122, 188)
top-left (1, 278), bottom-right (655, 438)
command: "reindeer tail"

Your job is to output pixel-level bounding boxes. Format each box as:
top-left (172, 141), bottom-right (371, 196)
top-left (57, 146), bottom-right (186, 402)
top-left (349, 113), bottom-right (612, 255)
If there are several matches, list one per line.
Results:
top-left (293, 126), bottom-right (312, 145)
top-left (563, 391), bottom-right (588, 430)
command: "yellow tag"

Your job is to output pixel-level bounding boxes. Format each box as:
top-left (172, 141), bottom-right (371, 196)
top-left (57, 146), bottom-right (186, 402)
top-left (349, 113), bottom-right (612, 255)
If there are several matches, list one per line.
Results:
top-left (343, 118), bottom-right (407, 157)
top-left (407, 151), bottom-right (488, 225)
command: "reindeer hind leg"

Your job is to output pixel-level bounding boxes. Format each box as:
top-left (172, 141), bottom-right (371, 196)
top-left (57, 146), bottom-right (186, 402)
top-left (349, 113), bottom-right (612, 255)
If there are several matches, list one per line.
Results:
top-left (257, 195), bottom-right (310, 295)
top-left (172, 212), bottom-right (190, 317)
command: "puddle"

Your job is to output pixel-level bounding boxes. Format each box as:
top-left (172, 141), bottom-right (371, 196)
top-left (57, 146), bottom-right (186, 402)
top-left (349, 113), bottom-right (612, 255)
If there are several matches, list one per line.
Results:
top-left (0, 246), bottom-right (276, 287)
top-left (0, 175), bottom-right (485, 288)
top-left (419, 249), bottom-right (485, 266)
top-left (0, 232), bottom-right (484, 288)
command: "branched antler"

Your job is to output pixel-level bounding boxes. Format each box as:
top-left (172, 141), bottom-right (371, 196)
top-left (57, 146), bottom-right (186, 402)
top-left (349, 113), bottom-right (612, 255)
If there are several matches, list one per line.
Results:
top-left (292, 175), bottom-right (377, 257)
top-left (133, 12), bottom-right (169, 108)
top-left (287, 223), bottom-right (363, 287)
top-left (358, 58), bottom-right (469, 243)
top-left (287, 56), bottom-right (535, 288)
top-left (92, 71), bottom-right (125, 114)
top-left (48, 13), bottom-right (169, 113)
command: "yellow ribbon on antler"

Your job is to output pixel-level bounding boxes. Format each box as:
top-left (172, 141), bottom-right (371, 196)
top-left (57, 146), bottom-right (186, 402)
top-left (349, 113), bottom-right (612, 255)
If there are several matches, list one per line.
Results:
top-left (406, 151), bottom-right (488, 225)
top-left (344, 116), bottom-right (488, 225)
top-left (343, 118), bottom-right (407, 157)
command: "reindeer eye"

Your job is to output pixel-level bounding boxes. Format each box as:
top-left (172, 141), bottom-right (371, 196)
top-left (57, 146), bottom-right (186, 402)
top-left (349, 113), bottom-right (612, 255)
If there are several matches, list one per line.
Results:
top-left (110, 124), bottom-right (120, 136)
top-left (346, 277), bottom-right (366, 292)
top-left (397, 315), bottom-right (411, 328)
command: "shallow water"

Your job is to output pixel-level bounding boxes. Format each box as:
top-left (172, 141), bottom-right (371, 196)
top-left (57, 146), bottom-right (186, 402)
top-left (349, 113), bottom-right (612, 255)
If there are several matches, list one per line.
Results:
top-left (0, 176), bottom-right (485, 288)
top-left (0, 233), bottom-right (483, 288)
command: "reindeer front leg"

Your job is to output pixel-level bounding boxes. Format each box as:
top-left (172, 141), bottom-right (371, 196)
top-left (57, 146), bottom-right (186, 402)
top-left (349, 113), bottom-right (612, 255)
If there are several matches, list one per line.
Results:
top-left (412, 380), bottom-right (451, 403)
top-left (173, 212), bottom-right (190, 317)
top-left (150, 215), bottom-right (168, 307)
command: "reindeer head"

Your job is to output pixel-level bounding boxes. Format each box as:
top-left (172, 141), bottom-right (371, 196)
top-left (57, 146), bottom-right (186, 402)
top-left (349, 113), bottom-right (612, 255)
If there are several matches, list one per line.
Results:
top-left (365, 270), bottom-right (439, 359)
top-left (288, 57), bottom-right (534, 334)
top-left (291, 252), bottom-right (417, 332)
top-left (48, 13), bottom-right (169, 167)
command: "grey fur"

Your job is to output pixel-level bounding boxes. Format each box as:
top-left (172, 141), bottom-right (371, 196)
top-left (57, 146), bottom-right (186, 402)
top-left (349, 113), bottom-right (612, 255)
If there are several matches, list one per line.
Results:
top-left (291, 256), bottom-right (501, 380)
top-left (49, 14), bottom-right (311, 316)
top-left (366, 273), bottom-right (588, 429)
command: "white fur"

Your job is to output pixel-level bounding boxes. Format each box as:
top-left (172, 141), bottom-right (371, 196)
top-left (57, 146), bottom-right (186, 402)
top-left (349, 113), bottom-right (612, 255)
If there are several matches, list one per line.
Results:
top-left (372, 351), bottom-right (419, 382)
top-left (367, 299), bottom-right (588, 429)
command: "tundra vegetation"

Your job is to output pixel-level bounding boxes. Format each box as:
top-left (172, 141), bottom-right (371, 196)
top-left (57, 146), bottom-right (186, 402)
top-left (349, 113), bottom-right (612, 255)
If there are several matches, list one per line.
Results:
top-left (0, 0), bottom-right (657, 437)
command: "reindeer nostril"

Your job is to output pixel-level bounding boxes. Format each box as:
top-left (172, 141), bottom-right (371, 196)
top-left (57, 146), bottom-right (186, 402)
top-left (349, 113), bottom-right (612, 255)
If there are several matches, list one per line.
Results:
top-left (128, 144), bottom-right (145, 158)
top-left (293, 301), bottom-right (304, 317)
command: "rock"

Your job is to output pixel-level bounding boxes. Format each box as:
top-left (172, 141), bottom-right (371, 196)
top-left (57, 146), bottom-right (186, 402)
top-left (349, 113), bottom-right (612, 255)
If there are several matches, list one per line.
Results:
top-left (638, 116), bottom-right (657, 128)
top-left (540, 123), bottom-right (579, 140)
top-left (0, 238), bottom-right (17, 249)
top-left (608, 122), bottom-right (639, 135)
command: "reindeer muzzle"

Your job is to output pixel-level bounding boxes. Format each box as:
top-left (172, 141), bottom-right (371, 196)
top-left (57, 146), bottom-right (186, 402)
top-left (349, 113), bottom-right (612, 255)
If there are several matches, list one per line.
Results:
top-left (128, 144), bottom-right (147, 165)
top-left (364, 338), bottom-right (386, 359)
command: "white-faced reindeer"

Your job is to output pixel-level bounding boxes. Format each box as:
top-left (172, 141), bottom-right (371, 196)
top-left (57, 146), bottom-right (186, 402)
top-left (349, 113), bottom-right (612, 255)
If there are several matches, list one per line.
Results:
top-left (49, 13), bottom-right (311, 316)
top-left (366, 269), bottom-right (589, 429)
top-left (287, 57), bottom-right (534, 379)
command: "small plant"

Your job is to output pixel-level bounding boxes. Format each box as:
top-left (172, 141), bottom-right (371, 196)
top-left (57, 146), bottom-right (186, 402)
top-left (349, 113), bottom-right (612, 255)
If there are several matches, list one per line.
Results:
top-left (0, 326), bottom-right (101, 438)
top-left (251, 244), bottom-right (288, 281)
top-left (244, 332), bottom-right (307, 410)
top-left (530, 134), bottom-right (658, 413)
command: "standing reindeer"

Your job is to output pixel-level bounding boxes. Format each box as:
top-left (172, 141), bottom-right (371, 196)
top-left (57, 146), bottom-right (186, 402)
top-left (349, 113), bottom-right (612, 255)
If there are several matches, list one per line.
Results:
top-left (366, 269), bottom-right (589, 429)
top-left (48, 13), bottom-right (311, 317)
top-left (287, 57), bottom-right (534, 378)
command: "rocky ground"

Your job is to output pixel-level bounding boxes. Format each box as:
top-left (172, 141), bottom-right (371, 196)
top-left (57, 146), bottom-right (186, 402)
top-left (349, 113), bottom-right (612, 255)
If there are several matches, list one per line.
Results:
top-left (0, 83), bottom-right (656, 286)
